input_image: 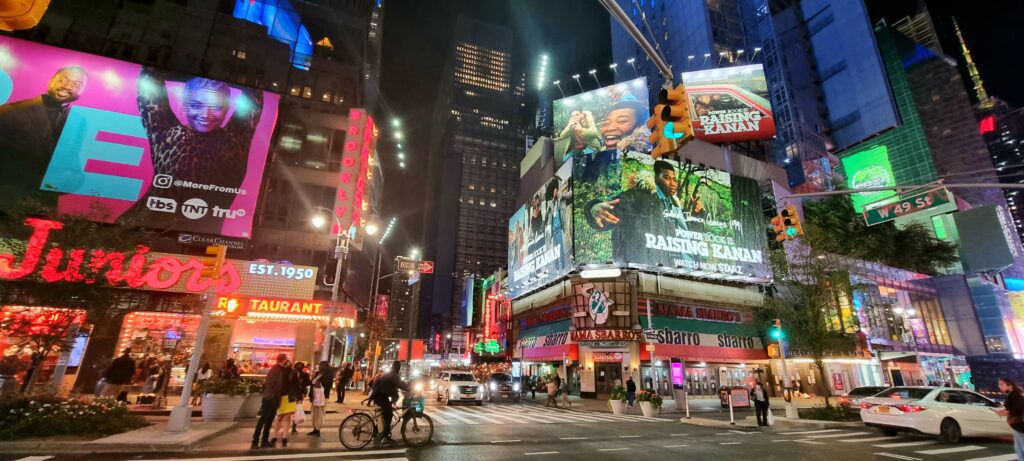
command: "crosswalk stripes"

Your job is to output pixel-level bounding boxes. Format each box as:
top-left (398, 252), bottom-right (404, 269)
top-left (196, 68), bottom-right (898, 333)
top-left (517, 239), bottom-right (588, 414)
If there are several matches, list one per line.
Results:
top-left (778, 429), bottom-right (842, 435)
top-left (873, 441), bottom-right (938, 448)
top-left (804, 431), bottom-right (871, 439)
top-left (915, 445), bottom-right (986, 455)
top-left (838, 436), bottom-right (897, 443)
top-left (771, 429), bottom-right (1015, 461)
top-left (419, 404), bottom-right (672, 426)
top-left (964, 454), bottom-right (1018, 461)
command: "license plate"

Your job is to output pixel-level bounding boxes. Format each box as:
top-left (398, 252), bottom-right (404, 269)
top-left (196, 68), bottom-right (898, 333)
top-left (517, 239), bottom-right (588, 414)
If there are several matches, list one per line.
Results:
top-left (877, 406), bottom-right (889, 414)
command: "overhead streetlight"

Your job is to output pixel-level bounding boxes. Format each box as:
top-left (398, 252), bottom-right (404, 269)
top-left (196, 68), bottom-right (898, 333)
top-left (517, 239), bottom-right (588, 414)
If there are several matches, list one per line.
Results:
top-left (311, 214), bottom-right (327, 229)
top-left (751, 47), bottom-right (762, 61)
top-left (687, 55), bottom-right (695, 68)
top-left (394, 131), bottom-right (403, 140)
top-left (588, 69), bottom-right (600, 87)
top-left (626, 57), bottom-right (638, 76)
top-left (409, 247), bottom-right (421, 260)
top-left (553, 80), bottom-right (565, 97)
top-left (391, 119), bottom-right (401, 128)
top-left (365, 222), bottom-right (379, 236)
top-left (718, 50), bottom-right (728, 65)
top-left (572, 73), bottom-right (583, 92)
top-left (703, 52), bottom-right (711, 67)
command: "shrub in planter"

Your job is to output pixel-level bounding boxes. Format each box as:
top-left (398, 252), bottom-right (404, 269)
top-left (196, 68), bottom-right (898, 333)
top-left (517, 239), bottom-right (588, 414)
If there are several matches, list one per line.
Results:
top-left (237, 378), bottom-right (265, 418)
top-left (198, 378), bottom-right (249, 421)
top-left (637, 389), bottom-right (663, 416)
top-left (0, 395), bottom-right (148, 440)
top-left (608, 386), bottom-right (627, 414)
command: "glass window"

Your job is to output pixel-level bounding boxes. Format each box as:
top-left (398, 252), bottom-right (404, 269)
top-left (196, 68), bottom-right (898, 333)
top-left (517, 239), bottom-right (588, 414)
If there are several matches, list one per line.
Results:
top-left (289, 85), bottom-right (301, 96)
top-left (875, 387), bottom-right (932, 400)
top-left (321, 90), bottom-right (332, 102)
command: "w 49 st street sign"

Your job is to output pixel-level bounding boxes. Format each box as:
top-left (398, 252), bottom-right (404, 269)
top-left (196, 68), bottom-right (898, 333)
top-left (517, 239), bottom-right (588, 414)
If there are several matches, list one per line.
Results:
top-left (863, 187), bottom-right (950, 226)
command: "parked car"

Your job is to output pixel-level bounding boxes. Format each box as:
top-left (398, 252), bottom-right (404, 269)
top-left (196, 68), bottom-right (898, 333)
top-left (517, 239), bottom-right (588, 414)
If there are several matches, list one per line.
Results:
top-left (436, 371), bottom-right (484, 405)
top-left (860, 386), bottom-right (1010, 443)
top-left (485, 372), bottom-right (521, 403)
top-left (839, 386), bottom-right (889, 413)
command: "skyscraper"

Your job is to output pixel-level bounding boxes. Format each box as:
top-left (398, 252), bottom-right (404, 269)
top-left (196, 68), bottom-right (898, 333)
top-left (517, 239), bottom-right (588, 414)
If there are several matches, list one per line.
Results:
top-left (423, 17), bottom-right (521, 337)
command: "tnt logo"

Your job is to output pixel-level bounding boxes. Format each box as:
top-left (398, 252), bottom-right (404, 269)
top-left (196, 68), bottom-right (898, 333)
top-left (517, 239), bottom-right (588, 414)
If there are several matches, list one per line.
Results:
top-left (146, 196), bottom-right (177, 213)
top-left (181, 198), bottom-right (209, 219)
top-left (212, 206), bottom-right (247, 219)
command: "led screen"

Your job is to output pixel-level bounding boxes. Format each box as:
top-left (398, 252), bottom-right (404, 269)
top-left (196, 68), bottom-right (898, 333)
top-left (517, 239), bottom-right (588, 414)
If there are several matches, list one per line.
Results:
top-left (508, 161), bottom-right (573, 297)
top-left (681, 64), bottom-right (775, 143)
top-left (841, 144), bottom-right (897, 213)
top-left (552, 77), bottom-right (651, 164)
top-left (573, 151), bottom-right (769, 281)
top-left (0, 36), bottom-right (280, 238)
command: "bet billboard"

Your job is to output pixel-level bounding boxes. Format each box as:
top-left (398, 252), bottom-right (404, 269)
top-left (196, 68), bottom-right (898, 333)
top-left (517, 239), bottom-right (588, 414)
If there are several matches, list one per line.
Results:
top-left (680, 64), bottom-right (775, 143)
top-left (552, 77), bottom-right (651, 163)
top-left (573, 151), bottom-right (769, 281)
top-left (0, 36), bottom-right (280, 238)
top-left (508, 161), bottom-right (573, 297)
top-left (841, 144), bottom-right (897, 213)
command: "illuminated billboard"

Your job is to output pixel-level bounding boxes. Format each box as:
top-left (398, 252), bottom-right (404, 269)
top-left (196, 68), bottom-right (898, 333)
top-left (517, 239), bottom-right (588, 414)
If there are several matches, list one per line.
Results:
top-left (573, 151), bottom-right (769, 281)
top-left (680, 64), bottom-right (775, 143)
top-left (0, 36), bottom-right (280, 238)
top-left (552, 77), bottom-right (651, 163)
top-left (334, 108), bottom-right (377, 235)
top-left (508, 161), bottom-right (573, 297)
top-left (841, 144), bottom-right (897, 212)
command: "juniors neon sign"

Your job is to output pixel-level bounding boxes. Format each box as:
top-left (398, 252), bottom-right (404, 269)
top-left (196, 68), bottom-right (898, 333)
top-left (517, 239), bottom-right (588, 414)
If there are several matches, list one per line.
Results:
top-left (0, 218), bottom-right (241, 294)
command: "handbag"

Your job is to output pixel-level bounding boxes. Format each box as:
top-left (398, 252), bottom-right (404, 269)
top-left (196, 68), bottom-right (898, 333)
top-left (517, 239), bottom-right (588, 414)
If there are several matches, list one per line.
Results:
top-left (312, 385), bottom-right (326, 406)
top-left (292, 401), bottom-right (306, 425)
top-left (767, 408), bottom-right (775, 426)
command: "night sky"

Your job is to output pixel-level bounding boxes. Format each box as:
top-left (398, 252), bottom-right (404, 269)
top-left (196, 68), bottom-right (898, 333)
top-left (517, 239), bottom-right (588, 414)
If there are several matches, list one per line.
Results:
top-left (375, 0), bottom-right (1024, 257)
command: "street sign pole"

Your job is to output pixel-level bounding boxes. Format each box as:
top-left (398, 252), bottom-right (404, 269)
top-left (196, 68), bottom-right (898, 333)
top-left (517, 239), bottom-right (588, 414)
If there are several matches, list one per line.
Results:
top-left (778, 337), bottom-right (799, 420)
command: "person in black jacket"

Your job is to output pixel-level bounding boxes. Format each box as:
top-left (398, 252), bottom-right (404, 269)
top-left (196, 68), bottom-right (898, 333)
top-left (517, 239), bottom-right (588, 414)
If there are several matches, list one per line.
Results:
top-left (369, 361), bottom-right (411, 446)
top-left (626, 376), bottom-right (637, 408)
top-left (291, 362), bottom-right (311, 435)
top-left (751, 382), bottom-right (771, 427)
top-left (996, 377), bottom-right (1024, 459)
top-left (102, 348), bottom-right (136, 401)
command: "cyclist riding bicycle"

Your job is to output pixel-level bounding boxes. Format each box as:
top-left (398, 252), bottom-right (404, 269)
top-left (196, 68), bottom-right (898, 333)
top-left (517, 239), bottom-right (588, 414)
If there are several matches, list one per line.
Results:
top-left (367, 361), bottom-right (411, 445)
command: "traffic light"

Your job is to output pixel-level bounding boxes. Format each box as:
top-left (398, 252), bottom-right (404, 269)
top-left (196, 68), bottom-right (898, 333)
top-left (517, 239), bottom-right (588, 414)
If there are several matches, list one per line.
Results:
top-left (200, 245), bottom-right (227, 278)
top-left (767, 344), bottom-right (781, 359)
top-left (647, 83), bottom-right (695, 159)
top-left (770, 318), bottom-right (784, 340)
top-left (771, 204), bottom-right (804, 241)
top-left (771, 213), bottom-right (787, 242)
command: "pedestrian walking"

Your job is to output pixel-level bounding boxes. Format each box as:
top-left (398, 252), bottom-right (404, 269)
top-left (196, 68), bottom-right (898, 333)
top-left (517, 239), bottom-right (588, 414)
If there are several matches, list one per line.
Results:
top-left (190, 362), bottom-right (213, 406)
top-left (292, 362), bottom-right (311, 435)
top-left (546, 379), bottom-right (558, 407)
top-left (306, 364), bottom-right (328, 437)
top-left (251, 353), bottom-right (288, 449)
top-left (269, 357), bottom-right (300, 447)
top-left (318, 361), bottom-right (336, 401)
top-left (219, 358), bottom-right (241, 380)
top-left (336, 364), bottom-right (354, 403)
top-left (751, 381), bottom-right (771, 427)
top-left (996, 377), bottom-right (1024, 460)
top-left (529, 375), bottom-right (536, 399)
top-left (626, 376), bottom-right (637, 408)
top-left (102, 348), bottom-right (136, 401)
top-left (560, 379), bottom-right (571, 408)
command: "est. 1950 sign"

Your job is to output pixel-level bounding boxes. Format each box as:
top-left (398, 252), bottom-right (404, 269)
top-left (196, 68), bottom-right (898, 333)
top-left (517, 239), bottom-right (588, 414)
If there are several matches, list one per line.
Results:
top-left (863, 188), bottom-right (950, 226)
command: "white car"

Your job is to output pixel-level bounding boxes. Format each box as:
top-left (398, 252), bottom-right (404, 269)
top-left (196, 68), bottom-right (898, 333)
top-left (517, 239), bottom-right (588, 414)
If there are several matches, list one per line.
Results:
top-left (436, 371), bottom-right (484, 405)
top-left (860, 386), bottom-right (1010, 443)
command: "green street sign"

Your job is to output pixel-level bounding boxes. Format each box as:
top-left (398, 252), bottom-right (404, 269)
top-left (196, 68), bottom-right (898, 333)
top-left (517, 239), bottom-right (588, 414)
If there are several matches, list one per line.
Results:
top-left (863, 187), bottom-right (950, 226)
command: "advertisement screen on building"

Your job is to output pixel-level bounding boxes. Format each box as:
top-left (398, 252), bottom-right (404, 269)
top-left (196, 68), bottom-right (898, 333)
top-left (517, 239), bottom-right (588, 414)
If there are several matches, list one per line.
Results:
top-left (552, 77), bottom-right (651, 164)
top-left (680, 64), bottom-right (775, 143)
top-left (841, 144), bottom-right (897, 213)
top-left (0, 36), bottom-right (280, 238)
top-left (508, 161), bottom-right (573, 297)
top-left (573, 151), bottom-right (769, 281)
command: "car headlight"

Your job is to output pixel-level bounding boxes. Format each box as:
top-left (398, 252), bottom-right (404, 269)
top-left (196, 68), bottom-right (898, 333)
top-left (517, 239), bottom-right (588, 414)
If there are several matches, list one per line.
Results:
top-left (490, 382), bottom-right (497, 391)
top-left (513, 383), bottom-right (521, 391)
top-left (451, 385), bottom-right (459, 394)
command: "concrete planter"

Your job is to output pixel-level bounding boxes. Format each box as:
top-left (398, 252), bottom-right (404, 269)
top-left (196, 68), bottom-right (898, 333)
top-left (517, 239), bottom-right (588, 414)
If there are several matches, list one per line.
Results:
top-left (201, 394), bottom-right (245, 421)
top-left (609, 400), bottom-right (626, 414)
top-left (0, 375), bottom-right (19, 398)
top-left (237, 393), bottom-right (262, 418)
top-left (640, 401), bottom-right (660, 417)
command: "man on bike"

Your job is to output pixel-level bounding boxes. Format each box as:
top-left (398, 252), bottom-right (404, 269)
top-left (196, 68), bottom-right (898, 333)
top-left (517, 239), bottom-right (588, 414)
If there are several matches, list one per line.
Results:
top-left (368, 361), bottom-right (410, 445)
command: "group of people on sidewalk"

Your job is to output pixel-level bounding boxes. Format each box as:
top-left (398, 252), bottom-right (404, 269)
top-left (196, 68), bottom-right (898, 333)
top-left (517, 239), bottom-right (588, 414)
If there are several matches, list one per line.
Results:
top-left (247, 356), bottom-right (363, 449)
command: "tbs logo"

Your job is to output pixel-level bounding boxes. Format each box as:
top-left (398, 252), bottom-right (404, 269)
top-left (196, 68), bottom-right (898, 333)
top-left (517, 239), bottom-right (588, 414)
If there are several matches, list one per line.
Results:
top-left (146, 197), bottom-right (177, 213)
top-left (181, 198), bottom-right (209, 219)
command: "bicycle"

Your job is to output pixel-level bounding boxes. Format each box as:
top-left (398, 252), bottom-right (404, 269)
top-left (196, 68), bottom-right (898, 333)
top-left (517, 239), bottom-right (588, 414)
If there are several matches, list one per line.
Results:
top-left (338, 392), bottom-right (433, 449)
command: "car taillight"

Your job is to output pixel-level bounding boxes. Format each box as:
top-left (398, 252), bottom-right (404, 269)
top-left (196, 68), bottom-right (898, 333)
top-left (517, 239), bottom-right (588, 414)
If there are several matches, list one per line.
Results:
top-left (839, 396), bottom-right (850, 404)
top-left (860, 402), bottom-right (873, 409)
top-left (892, 404), bottom-right (927, 413)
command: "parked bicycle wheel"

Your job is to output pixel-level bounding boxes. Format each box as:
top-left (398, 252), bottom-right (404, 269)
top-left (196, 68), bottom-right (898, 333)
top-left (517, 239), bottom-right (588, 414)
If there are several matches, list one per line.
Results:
top-left (339, 412), bottom-right (375, 450)
top-left (401, 412), bottom-right (433, 447)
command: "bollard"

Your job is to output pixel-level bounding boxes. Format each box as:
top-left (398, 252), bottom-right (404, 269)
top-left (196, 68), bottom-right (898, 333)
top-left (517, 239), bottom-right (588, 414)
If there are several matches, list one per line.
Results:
top-left (685, 393), bottom-right (690, 419)
top-left (728, 391), bottom-right (735, 425)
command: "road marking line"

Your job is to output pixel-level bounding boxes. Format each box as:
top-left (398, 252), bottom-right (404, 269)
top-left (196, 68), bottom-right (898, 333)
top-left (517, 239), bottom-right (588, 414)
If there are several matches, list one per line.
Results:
top-left (598, 448), bottom-right (630, 452)
top-left (839, 436), bottom-right (897, 443)
top-left (431, 407), bottom-right (481, 424)
top-left (964, 454), bottom-right (1019, 461)
top-left (729, 429), bottom-right (754, 435)
top-left (619, 435), bottom-right (641, 438)
top-left (874, 441), bottom-right (937, 448)
top-left (795, 440), bottom-right (825, 445)
top-left (13, 457), bottom-right (54, 461)
top-left (716, 432), bottom-right (734, 435)
top-left (915, 446), bottom-right (987, 455)
top-left (671, 433), bottom-right (690, 436)
top-left (525, 452), bottom-right (559, 455)
top-left (779, 429), bottom-right (841, 435)
top-left (719, 442), bottom-right (742, 445)
top-left (771, 440), bottom-right (791, 442)
top-left (423, 411), bottom-right (450, 425)
top-left (560, 437), bottom-right (589, 440)
top-left (449, 407), bottom-right (505, 424)
top-left (491, 440), bottom-right (521, 443)
top-left (663, 444), bottom-right (690, 448)
top-left (874, 453), bottom-right (922, 461)
top-left (806, 431), bottom-right (871, 439)
top-left (142, 449), bottom-right (407, 461)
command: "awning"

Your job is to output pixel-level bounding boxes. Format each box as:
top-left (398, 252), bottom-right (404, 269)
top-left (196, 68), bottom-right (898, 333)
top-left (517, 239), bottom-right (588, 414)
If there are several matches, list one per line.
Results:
top-left (641, 343), bottom-right (768, 363)
top-left (516, 343), bottom-right (578, 362)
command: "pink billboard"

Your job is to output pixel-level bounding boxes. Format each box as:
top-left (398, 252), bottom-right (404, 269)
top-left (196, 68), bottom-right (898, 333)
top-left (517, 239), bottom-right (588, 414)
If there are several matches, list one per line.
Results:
top-left (0, 36), bottom-right (279, 238)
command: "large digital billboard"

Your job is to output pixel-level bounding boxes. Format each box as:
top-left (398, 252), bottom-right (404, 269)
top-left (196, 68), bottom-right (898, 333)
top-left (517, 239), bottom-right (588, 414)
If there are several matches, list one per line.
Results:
top-left (681, 64), bottom-right (775, 143)
top-left (841, 144), bottom-right (897, 213)
top-left (508, 161), bottom-right (573, 297)
top-left (0, 36), bottom-right (280, 238)
top-left (552, 77), bottom-right (651, 164)
top-left (573, 151), bottom-right (769, 281)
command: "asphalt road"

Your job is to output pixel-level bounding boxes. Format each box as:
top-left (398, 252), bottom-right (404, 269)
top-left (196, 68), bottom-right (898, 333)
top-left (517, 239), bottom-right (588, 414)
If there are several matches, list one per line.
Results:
top-left (6, 401), bottom-right (1017, 461)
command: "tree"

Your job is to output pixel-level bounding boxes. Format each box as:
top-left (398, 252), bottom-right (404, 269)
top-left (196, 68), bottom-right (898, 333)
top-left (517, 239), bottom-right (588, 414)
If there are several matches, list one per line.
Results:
top-left (802, 195), bottom-right (958, 275)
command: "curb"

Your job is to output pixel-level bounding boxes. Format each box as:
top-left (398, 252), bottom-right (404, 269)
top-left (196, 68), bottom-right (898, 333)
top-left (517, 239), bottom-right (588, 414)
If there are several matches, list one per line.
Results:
top-left (0, 421), bottom-right (238, 455)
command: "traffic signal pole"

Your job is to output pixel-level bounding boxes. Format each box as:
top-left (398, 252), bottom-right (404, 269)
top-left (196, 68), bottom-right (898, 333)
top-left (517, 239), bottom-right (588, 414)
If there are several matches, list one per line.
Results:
top-left (597, 0), bottom-right (673, 81)
top-left (777, 337), bottom-right (799, 420)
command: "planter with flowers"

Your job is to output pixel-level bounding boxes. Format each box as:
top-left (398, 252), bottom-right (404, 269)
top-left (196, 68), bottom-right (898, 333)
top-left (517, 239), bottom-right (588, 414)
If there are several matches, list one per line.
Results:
top-left (637, 389), bottom-right (663, 417)
top-left (237, 378), bottom-right (265, 418)
top-left (198, 377), bottom-right (248, 421)
top-left (608, 386), bottom-right (627, 414)
top-left (0, 395), bottom-right (148, 440)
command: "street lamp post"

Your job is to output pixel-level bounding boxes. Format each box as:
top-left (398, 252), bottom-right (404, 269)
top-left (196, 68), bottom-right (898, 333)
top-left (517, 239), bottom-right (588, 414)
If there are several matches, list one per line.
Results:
top-left (572, 74), bottom-right (583, 92)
